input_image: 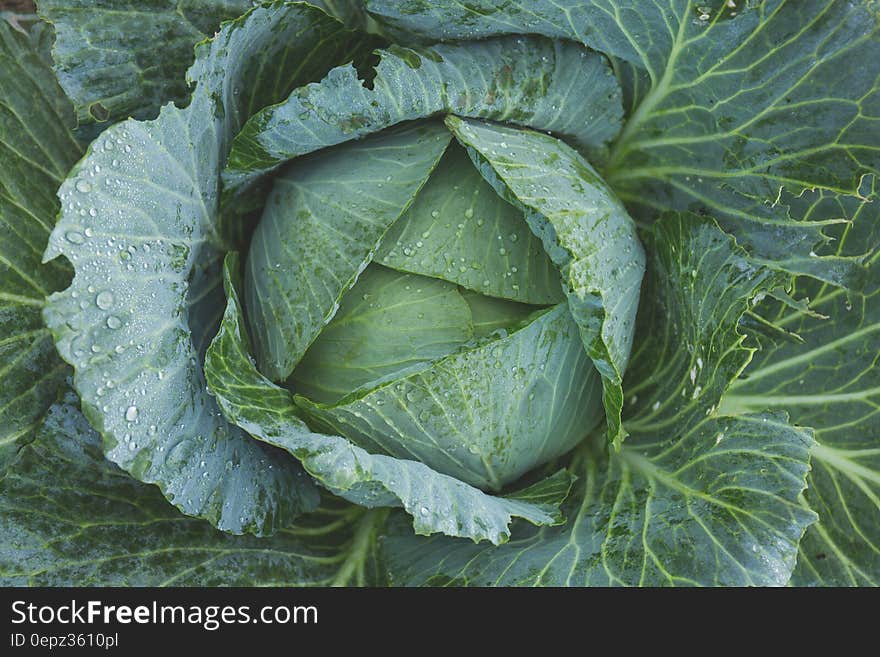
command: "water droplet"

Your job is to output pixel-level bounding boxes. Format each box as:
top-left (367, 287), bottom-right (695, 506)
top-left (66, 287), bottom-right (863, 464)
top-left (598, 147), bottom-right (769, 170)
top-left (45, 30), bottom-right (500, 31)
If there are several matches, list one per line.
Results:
top-left (430, 209), bottom-right (440, 218)
top-left (419, 506), bottom-right (429, 516)
top-left (464, 207), bottom-right (474, 219)
top-left (75, 179), bottom-right (92, 193)
top-left (65, 231), bottom-right (85, 244)
top-left (125, 405), bottom-right (139, 422)
top-left (88, 207), bottom-right (97, 217)
top-left (95, 291), bottom-right (114, 310)
top-left (106, 315), bottom-right (122, 329)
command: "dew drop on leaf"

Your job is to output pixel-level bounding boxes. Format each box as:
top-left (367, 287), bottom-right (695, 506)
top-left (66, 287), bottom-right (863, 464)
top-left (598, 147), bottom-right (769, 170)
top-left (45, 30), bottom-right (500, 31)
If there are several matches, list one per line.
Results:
top-left (95, 291), bottom-right (114, 310)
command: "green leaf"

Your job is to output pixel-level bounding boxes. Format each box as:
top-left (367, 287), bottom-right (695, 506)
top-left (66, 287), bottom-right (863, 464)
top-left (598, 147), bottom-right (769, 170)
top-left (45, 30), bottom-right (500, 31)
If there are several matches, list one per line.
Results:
top-left (205, 253), bottom-right (573, 545)
top-left (364, 0), bottom-right (689, 69)
top-left (297, 302), bottom-right (601, 491)
top-left (446, 116), bottom-right (645, 448)
top-left (41, 3), bottom-right (373, 535)
top-left (37, 0), bottom-right (254, 123)
top-left (367, 1), bottom-right (880, 289)
top-left (244, 121), bottom-right (452, 381)
top-left (375, 142), bottom-right (564, 304)
top-left (459, 288), bottom-right (538, 338)
top-left (223, 35), bottom-right (622, 197)
top-left (382, 213), bottom-right (816, 586)
top-left (604, 0), bottom-right (880, 290)
top-left (0, 388), bottom-right (389, 586)
top-left (311, 0), bottom-right (376, 30)
top-left (291, 264), bottom-right (474, 405)
top-left (720, 181), bottom-right (880, 585)
top-left (0, 19), bottom-right (81, 471)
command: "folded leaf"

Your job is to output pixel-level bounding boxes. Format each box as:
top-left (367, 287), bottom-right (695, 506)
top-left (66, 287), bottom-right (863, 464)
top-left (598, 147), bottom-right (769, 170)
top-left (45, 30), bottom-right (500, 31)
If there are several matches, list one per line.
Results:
top-left (40, 3), bottom-right (374, 535)
top-left (375, 142), bottom-right (564, 304)
top-left (446, 116), bottom-right (645, 448)
top-left (297, 301), bottom-right (600, 491)
top-left (290, 265), bottom-right (475, 406)
top-left (223, 35), bottom-right (622, 197)
top-left (245, 121), bottom-right (451, 380)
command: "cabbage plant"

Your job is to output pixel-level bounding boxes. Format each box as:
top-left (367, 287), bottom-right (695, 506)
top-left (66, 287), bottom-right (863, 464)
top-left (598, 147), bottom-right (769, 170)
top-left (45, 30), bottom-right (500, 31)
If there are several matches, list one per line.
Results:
top-left (0, 1), bottom-right (877, 586)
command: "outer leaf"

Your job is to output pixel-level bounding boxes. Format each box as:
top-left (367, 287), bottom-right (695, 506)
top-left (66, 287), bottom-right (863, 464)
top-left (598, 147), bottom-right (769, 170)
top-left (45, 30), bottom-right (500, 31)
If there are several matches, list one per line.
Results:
top-left (36, 0), bottom-right (377, 125)
top-left (365, 0), bottom-right (693, 70)
top-left (446, 117), bottom-right (644, 448)
top-left (37, 0), bottom-right (254, 123)
top-left (245, 121), bottom-right (452, 380)
top-left (382, 213), bottom-right (816, 586)
top-left (0, 19), bottom-right (80, 471)
top-left (367, 0), bottom-right (880, 288)
top-left (375, 142), bottom-right (563, 304)
top-left (205, 254), bottom-right (573, 545)
top-left (223, 35), bottom-right (622, 196)
top-left (720, 182), bottom-right (880, 585)
top-left (0, 388), bottom-right (388, 586)
top-left (40, 3), bottom-right (374, 534)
